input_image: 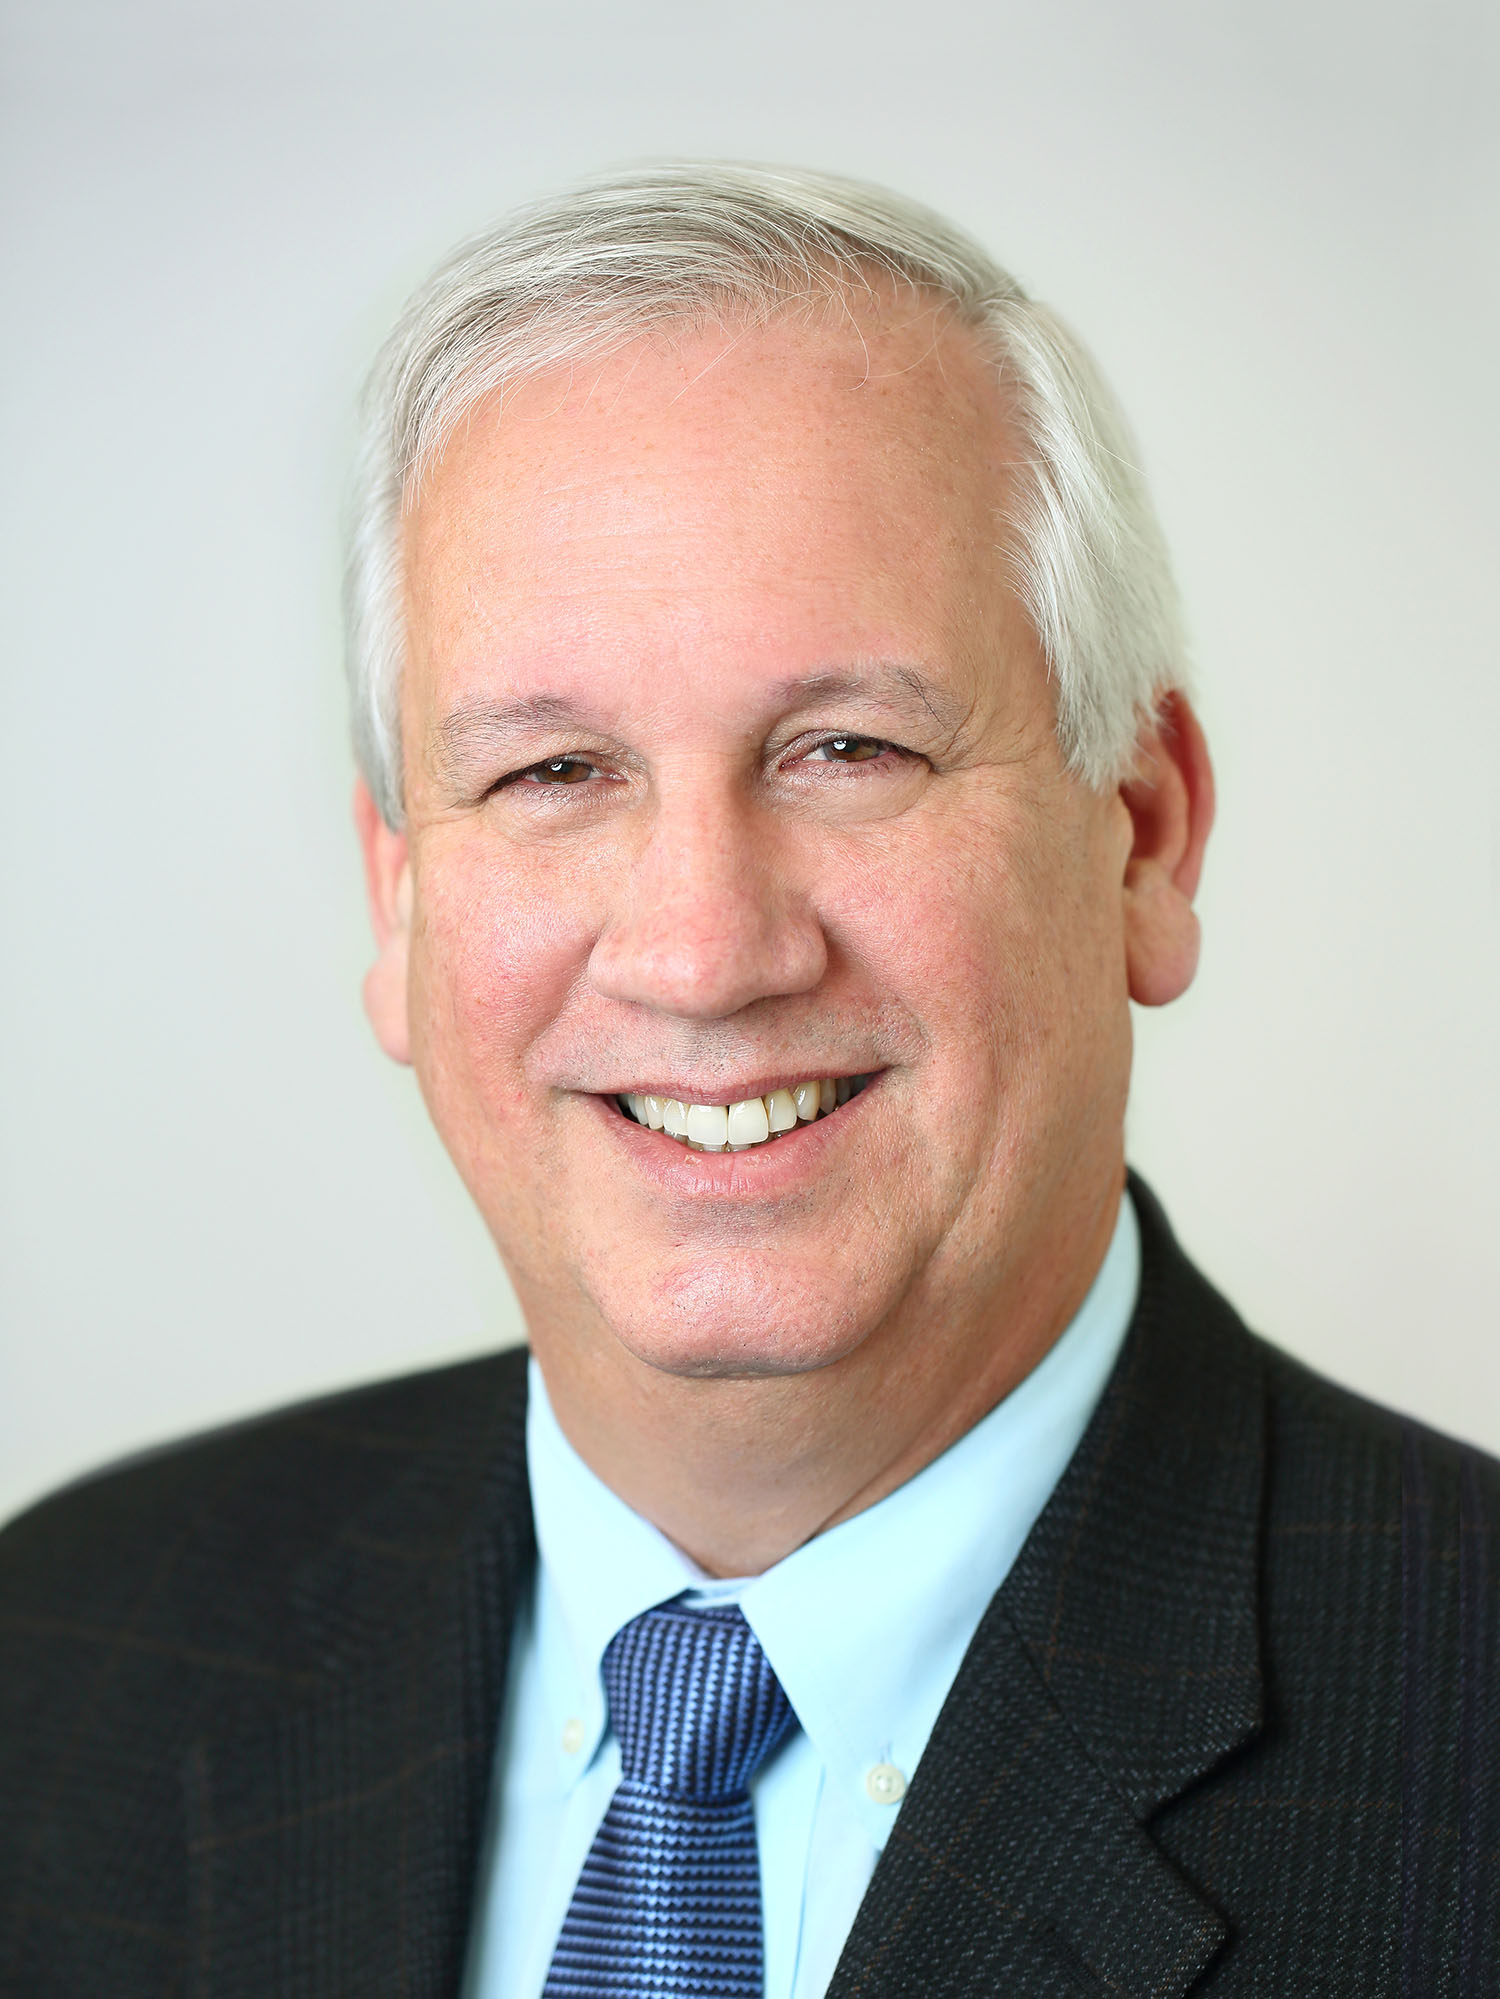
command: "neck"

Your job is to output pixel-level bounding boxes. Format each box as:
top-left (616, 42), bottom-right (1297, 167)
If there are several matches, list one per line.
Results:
top-left (531, 1172), bottom-right (1125, 1577)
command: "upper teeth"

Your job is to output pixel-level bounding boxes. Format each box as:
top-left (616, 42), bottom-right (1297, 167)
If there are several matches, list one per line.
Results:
top-left (619, 1077), bottom-right (862, 1151)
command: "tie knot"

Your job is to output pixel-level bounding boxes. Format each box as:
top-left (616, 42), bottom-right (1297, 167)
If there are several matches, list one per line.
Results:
top-left (601, 1601), bottom-right (796, 1802)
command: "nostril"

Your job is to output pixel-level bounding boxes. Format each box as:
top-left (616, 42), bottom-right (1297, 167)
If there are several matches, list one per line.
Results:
top-left (587, 887), bottom-right (828, 1020)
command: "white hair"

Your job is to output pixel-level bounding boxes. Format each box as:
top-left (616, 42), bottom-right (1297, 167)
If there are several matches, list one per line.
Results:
top-left (346, 161), bottom-right (1186, 827)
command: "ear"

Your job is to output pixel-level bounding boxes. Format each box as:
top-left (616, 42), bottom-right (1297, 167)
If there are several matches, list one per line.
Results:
top-left (353, 779), bottom-right (413, 1064)
top-left (1119, 690), bottom-right (1216, 1007)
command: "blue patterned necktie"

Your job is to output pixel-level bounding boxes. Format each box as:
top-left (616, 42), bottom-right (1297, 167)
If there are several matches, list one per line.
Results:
top-left (543, 1599), bottom-right (797, 1997)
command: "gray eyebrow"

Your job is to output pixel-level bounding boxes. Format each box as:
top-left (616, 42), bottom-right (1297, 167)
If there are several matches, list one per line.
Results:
top-left (766, 664), bottom-right (967, 733)
top-left (430, 693), bottom-right (600, 787)
top-left (428, 661), bottom-right (966, 790)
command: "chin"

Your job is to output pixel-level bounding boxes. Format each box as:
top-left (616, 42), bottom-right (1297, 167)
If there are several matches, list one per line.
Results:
top-left (588, 1251), bottom-right (887, 1382)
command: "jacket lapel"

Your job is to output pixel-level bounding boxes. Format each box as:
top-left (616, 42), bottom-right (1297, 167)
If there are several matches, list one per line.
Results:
top-left (185, 1351), bottom-right (535, 1999)
top-left (830, 1178), bottom-right (1266, 1997)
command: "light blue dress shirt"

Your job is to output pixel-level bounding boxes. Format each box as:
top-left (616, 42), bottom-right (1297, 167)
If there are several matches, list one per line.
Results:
top-left (463, 1191), bottom-right (1139, 1999)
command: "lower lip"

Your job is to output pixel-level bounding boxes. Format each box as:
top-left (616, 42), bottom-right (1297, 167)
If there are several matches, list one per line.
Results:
top-left (584, 1079), bottom-right (881, 1197)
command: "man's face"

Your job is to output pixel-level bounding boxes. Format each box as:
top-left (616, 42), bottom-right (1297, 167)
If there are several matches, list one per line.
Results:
top-left (379, 305), bottom-right (1142, 1390)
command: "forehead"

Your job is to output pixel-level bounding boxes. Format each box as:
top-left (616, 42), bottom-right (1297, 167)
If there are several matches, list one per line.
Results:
top-left (400, 304), bottom-right (1022, 718)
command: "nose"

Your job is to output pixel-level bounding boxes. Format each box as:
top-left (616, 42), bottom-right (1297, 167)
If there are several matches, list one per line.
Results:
top-left (587, 786), bottom-right (827, 1020)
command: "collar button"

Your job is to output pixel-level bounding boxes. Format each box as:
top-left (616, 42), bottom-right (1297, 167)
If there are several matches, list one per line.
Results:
top-left (865, 1761), bottom-right (907, 1804)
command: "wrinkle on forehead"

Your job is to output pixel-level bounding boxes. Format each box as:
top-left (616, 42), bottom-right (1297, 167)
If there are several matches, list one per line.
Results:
top-left (410, 304), bottom-right (1013, 530)
top-left (412, 280), bottom-right (986, 463)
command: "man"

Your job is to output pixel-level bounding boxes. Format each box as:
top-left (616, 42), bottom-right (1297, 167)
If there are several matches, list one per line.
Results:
top-left (0, 163), bottom-right (1493, 1997)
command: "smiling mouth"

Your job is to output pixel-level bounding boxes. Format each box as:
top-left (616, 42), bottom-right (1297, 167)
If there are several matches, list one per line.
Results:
top-left (614, 1076), bottom-right (874, 1153)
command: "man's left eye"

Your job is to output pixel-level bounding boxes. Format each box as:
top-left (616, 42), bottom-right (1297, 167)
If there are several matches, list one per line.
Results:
top-left (806, 735), bottom-right (891, 763)
top-left (520, 757), bottom-right (596, 785)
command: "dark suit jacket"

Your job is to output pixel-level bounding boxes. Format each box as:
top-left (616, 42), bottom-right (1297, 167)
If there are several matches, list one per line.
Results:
top-left (1, 1179), bottom-right (1495, 1995)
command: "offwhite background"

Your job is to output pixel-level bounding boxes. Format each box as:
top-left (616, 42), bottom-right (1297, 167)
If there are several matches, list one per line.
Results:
top-left (3, 0), bottom-right (1496, 1525)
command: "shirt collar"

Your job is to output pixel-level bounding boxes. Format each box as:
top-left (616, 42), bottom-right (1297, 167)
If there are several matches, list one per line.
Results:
top-left (526, 1189), bottom-right (1139, 1839)
top-left (526, 1379), bottom-right (704, 1775)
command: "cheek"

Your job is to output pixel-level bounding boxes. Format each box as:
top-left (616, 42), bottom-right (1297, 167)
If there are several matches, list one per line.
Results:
top-left (831, 799), bottom-right (1124, 1099)
top-left (406, 840), bottom-right (594, 1117)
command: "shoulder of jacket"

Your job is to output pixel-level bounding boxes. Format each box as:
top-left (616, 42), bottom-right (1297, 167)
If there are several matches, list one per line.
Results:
top-left (0, 1345), bottom-right (531, 1621)
top-left (1256, 1335), bottom-right (1497, 1484)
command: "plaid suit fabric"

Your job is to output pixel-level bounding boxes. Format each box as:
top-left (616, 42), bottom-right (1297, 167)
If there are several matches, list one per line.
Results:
top-left (1, 1176), bottom-right (1496, 1996)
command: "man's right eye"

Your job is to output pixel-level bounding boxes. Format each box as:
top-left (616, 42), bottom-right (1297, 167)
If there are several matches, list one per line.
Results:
top-left (515, 757), bottom-right (596, 786)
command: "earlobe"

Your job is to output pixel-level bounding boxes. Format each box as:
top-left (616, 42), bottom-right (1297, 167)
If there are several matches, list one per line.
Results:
top-left (1119, 692), bottom-right (1215, 1009)
top-left (1124, 864), bottom-right (1202, 1006)
top-left (353, 780), bottom-right (413, 1065)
